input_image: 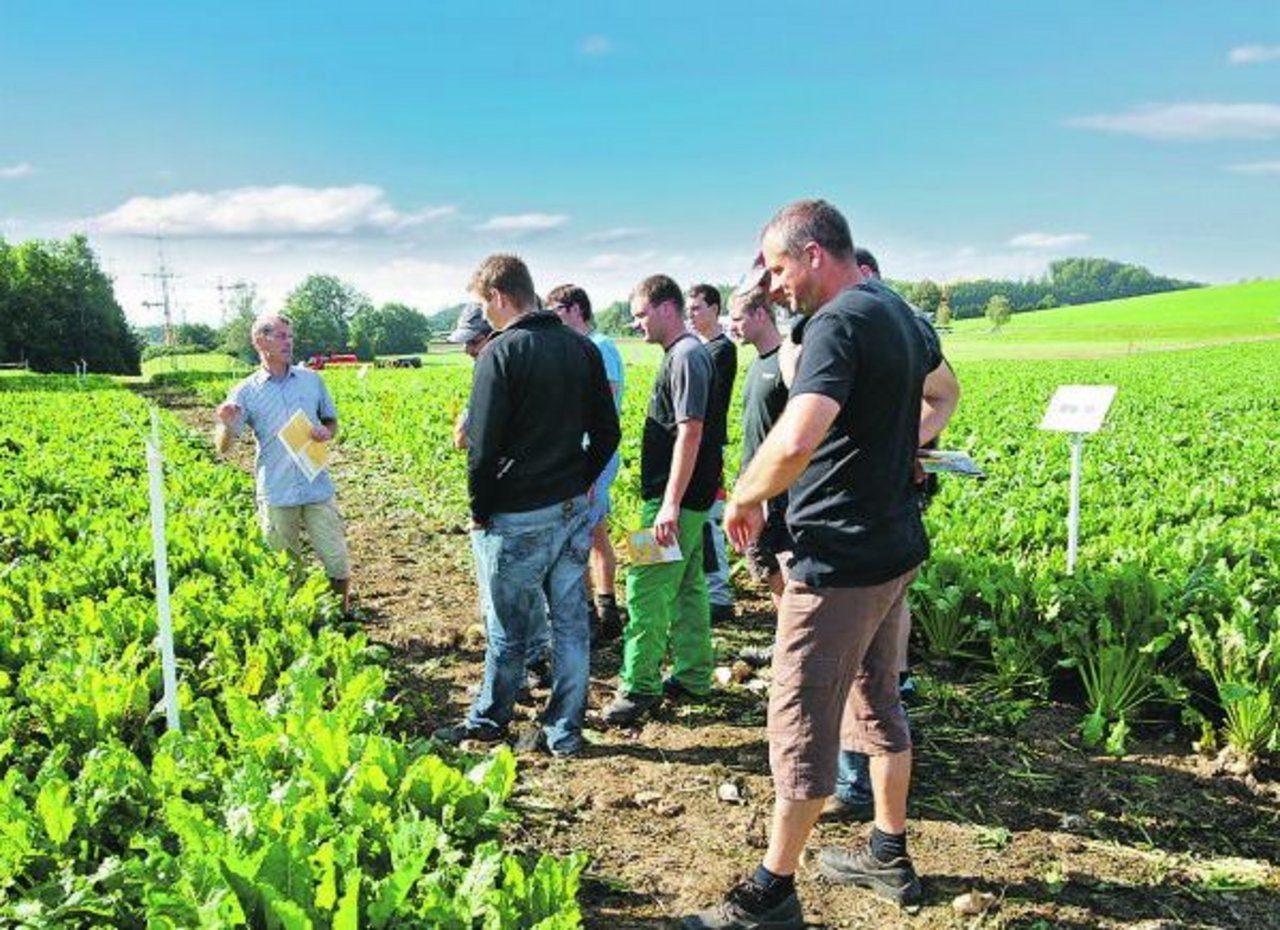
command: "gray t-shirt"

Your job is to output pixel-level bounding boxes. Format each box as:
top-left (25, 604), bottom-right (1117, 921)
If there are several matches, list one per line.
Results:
top-left (639, 333), bottom-right (721, 510)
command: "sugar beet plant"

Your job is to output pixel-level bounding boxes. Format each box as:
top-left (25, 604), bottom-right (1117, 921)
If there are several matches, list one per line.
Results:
top-left (917, 342), bottom-right (1280, 755)
top-left (167, 341), bottom-right (1280, 760)
top-left (0, 377), bottom-right (586, 927)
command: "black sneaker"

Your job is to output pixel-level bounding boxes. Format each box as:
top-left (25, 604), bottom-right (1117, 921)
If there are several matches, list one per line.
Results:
top-left (526, 656), bottom-right (553, 690)
top-left (710, 602), bottom-right (736, 624)
top-left (663, 676), bottom-right (708, 703)
top-left (512, 725), bottom-right (583, 758)
top-left (737, 645), bottom-right (774, 668)
top-left (432, 721), bottom-right (505, 746)
top-left (600, 691), bottom-right (660, 726)
top-left (679, 875), bottom-right (804, 929)
top-left (596, 600), bottom-right (624, 642)
top-left (819, 795), bottom-right (875, 823)
top-left (817, 844), bottom-right (923, 906)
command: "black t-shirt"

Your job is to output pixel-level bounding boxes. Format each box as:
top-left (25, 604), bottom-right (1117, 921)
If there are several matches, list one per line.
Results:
top-left (739, 346), bottom-right (787, 475)
top-left (703, 332), bottom-right (737, 448)
top-left (640, 333), bottom-right (722, 510)
top-left (786, 284), bottom-right (943, 587)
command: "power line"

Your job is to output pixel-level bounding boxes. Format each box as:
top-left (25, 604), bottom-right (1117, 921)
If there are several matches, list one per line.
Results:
top-left (142, 236), bottom-right (180, 346)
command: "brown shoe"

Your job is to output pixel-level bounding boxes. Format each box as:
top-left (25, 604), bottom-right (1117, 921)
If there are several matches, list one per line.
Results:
top-left (820, 795), bottom-right (874, 822)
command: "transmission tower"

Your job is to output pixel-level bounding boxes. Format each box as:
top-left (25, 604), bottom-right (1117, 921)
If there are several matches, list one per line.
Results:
top-left (216, 278), bottom-right (251, 327)
top-left (142, 237), bottom-right (179, 346)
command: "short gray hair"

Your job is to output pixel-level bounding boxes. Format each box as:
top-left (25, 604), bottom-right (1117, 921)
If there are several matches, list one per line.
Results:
top-left (251, 313), bottom-right (292, 340)
top-left (763, 199), bottom-right (854, 262)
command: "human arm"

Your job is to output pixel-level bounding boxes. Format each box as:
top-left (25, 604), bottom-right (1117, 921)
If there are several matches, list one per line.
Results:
top-left (723, 393), bottom-right (838, 550)
top-left (452, 408), bottom-right (470, 450)
top-left (213, 401), bottom-right (241, 454)
top-left (919, 358), bottom-right (959, 446)
top-left (654, 418), bottom-right (704, 547)
top-left (583, 344), bottom-right (622, 484)
top-left (466, 352), bottom-right (508, 527)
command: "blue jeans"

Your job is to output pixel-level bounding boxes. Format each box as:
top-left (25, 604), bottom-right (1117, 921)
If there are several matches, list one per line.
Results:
top-left (588, 450), bottom-right (620, 529)
top-left (705, 496), bottom-right (733, 608)
top-left (835, 700), bottom-right (911, 805)
top-left (468, 496), bottom-right (592, 754)
top-left (471, 531), bottom-right (550, 669)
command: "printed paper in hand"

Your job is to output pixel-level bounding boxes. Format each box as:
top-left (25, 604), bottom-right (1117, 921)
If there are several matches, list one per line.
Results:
top-left (277, 409), bottom-right (331, 481)
top-left (916, 448), bottom-right (986, 479)
top-left (626, 528), bottom-right (683, 565)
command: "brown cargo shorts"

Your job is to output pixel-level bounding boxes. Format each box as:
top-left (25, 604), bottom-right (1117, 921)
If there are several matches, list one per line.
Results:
top-left (768, 568), bottom-right (917, 801)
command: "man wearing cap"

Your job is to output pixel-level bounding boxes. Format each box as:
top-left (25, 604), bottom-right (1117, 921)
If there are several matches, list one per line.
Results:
top-left (683, 200), bottom-right (943, 928)
top-left (546, 284), bottom-right (627, 641)
top-left (447, 302), bottom-right (495, 449)
top-left (434, 255), bottom-right (619, 757)
top-left (214, 312), bottom-right (352, 614)
top-left (686, 283), bottom-right (738, 624)
top-left (602, 274), bottom-right (719, 726)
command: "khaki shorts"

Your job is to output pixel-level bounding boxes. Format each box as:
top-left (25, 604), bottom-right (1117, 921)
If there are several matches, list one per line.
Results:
top-left (768, 568), bottom-right (916, 801)
top-left (259, 498), bottom-right (351, 580)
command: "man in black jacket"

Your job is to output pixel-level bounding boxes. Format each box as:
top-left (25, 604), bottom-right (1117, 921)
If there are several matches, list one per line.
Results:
top-left (434, 254), bottom-right (620, 757)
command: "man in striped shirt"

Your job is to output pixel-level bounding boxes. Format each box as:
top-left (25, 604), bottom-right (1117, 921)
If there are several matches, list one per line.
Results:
top-left (214, 313), bottom-right (352, 613)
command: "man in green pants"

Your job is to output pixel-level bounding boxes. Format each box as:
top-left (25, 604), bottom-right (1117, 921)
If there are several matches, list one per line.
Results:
top-left (602, 274), bottom-right (722, 726)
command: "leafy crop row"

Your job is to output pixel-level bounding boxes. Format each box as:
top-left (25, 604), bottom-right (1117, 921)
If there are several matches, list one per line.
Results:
top-left (171, 340), bottom-right (1280, 760)
top-left (0, 378), bottom-right (585, 927)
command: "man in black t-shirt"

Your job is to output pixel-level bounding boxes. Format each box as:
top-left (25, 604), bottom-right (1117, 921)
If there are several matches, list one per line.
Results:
top-left (727, 281), bottom-right (791, 606)
top-left (686, 283), bottom-right (737, 623)
top-left (602, 275), bottom-right (721, 727)
top-left (683, 201), bottom-right (945, 929)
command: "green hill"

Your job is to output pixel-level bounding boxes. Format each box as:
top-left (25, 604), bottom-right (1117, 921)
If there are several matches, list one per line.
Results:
top-left (943, 279), bottom-right (1280, 360)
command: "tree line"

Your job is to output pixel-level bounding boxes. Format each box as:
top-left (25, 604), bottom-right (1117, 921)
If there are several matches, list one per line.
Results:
top-left (0, 236), bottom-right (142, 374)
top-left (1, 236), bottom-right (1209, 373)
top-left (886, 257), bottom-right (1203, 323)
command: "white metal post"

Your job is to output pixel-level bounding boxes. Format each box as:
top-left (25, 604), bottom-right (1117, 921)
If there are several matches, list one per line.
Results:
top-left (146, 408), bottom-right (181, 731)
top-left (1066, 432), bottom-right (1084, 574)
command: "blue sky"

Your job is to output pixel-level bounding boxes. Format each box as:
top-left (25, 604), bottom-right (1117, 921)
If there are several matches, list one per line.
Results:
top-left (2, 2), bottom-right (1277, 326)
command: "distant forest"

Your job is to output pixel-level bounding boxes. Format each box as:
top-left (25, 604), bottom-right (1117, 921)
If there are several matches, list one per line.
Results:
top-left (0, 237), bottom-right (1210, 373)
top-left (0, 235), bottom-right (141, 374)
top-left (887, 257), bottom-right (1204, 322)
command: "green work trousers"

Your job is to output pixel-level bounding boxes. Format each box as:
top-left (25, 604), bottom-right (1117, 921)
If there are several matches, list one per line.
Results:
top-left (620, 500), bottom-right (713, 697)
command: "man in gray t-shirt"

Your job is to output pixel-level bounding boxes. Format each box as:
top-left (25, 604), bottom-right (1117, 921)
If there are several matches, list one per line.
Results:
top-left (602, 275), bottom-right (719, 728)
top-left (215, 313), bottom-right (352, 613)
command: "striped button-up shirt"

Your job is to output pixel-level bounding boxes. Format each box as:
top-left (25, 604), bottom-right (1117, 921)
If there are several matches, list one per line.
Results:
top-left (227, 365), bottom-right (338, 506)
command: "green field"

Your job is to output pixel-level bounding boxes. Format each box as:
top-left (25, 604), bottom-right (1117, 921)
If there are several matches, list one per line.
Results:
top-left (140, 352), bottom-right (253, 379)
top-left (943, 278), bottom-right (1280, 360)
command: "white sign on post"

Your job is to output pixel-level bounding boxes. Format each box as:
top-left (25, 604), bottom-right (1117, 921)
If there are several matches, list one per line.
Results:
top-left (1040, 385), bottom-right (1116, 434)
top-left (1039, 385), bottom-right (1116, 574)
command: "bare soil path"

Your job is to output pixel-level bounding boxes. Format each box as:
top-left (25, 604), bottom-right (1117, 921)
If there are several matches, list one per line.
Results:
top-left (149, 383), bottom-right (1280, 929)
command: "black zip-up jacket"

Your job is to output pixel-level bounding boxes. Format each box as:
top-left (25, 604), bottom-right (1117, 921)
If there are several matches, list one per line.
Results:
top-left (467, 310), bottom-right (621, 524)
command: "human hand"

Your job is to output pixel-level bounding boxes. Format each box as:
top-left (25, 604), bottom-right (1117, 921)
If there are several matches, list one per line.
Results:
top-left (310, 424), bottom-right (333, 442)
top-left (724, 498), bottom-right (765, 552)
top-left (653, 500), bottom-right (681, 548)
top-left (215, 402), bottom-right (242, 427)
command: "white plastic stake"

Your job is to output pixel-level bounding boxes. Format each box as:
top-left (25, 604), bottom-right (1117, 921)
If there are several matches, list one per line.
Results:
top-left (146, 408), bottom-right (181, 731)
top-left (1066, 433), bottom-right (1084, 575)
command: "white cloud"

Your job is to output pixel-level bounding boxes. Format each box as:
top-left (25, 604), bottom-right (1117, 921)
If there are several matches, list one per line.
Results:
top-left (0, 162), bottom-right (35, 179)
top-left (474, 212), bottom-right (569, 233)
top-left (1008, 232), bottom-right (1091, 249)
top-left (580, 35), bottom-right (612, 56)
top-left (1229, 44), bottom-right (1280, 65)
top-left (584, 226), bottom-right (648, 243)
top-left (1226, 160), bottom-right (1280, 174)
top-left (584, 250), bottom-right (659, 272)
top-left (1067, 102), bottom-right (1280, 140)
top-left (89, 184), bottom-right (455, 236)
top-left (364, 257), bottom-right (471, 310)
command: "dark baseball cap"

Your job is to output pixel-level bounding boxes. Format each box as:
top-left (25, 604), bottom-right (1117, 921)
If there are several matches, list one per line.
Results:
top-left (447, 303), bottom-right (493, 343)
